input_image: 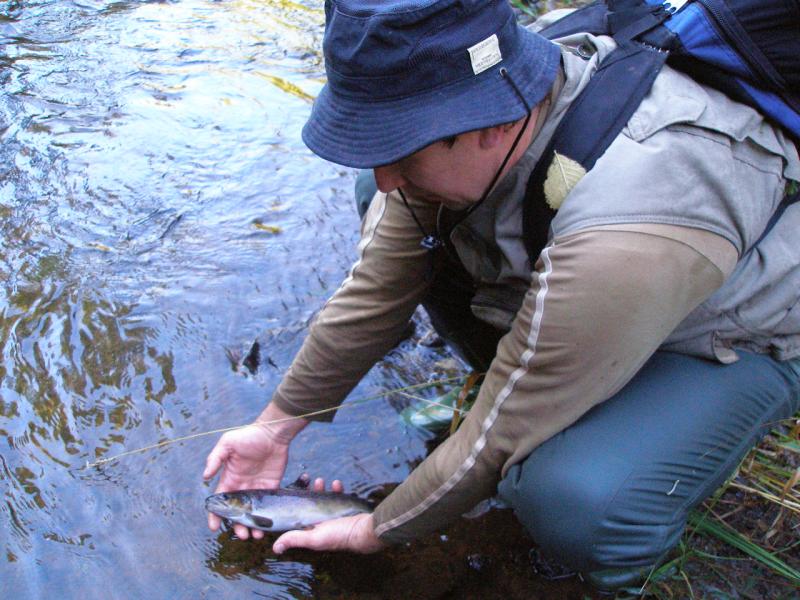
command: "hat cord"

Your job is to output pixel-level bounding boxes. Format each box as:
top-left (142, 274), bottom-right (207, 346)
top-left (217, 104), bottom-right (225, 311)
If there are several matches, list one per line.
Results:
top-left (462, 67), bottom-right (533, 220)
top-left (398, 67), bottom-right (534, 279)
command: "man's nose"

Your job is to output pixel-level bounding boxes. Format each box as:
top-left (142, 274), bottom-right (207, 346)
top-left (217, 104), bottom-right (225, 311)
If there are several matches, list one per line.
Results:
top-left (374, 164), bottom-right (406, 193)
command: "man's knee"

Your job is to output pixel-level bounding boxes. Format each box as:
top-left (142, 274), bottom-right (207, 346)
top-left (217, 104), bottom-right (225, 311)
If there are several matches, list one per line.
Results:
top-left (498, 453), bottom-right (681, 572)
top-left (497, 352), bottom-right (800, 573)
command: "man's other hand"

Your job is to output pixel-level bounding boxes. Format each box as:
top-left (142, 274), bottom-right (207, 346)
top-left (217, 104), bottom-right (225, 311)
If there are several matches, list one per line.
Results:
top-left (203, 403), bottom-right (308, 540)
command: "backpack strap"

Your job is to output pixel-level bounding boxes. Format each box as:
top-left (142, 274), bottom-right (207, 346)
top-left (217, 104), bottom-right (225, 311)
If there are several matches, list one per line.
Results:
top-left (523, 1), bottom-right (675, 264)
top-left (522, 0), bottom-right (799, 264)
top-left (523, 41), bottom-right (668, 263)
top-left (535, 0), bottom-right (610, 39)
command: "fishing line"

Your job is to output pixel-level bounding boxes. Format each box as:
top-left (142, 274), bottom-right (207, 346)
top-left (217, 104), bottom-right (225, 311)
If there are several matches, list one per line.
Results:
top-left (392, 390), bottom-right (469, 415)
top-left (80, 374), bottom-right (478, 470)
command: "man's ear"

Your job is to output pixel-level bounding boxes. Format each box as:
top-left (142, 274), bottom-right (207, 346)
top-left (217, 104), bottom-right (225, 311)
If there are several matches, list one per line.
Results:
top-left (477, 124), bottom-right (506, 150)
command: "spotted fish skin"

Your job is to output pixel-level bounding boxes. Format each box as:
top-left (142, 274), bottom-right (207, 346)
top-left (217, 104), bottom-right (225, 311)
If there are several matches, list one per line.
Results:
top-left (205, 488), bottom-right (373, 532)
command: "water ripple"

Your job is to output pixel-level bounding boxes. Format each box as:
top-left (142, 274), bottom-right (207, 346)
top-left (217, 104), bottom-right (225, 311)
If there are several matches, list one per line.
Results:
top-left (0, 0), bottom-right (432, 597)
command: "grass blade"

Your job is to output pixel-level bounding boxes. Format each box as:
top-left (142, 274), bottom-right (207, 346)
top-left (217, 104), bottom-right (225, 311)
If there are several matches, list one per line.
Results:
top-left (687, 511), bottom-right (800, 583)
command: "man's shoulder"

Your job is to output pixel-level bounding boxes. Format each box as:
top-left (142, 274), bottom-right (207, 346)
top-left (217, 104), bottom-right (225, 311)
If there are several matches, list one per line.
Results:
top-left (548, 28), bottom-right (796, 172)
top-left (630, 65), bottom-right (791, 161)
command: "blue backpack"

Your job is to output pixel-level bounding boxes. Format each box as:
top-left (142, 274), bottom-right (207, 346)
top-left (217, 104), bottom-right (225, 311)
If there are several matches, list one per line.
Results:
top-left (523, 0), bottom-right (800, 263)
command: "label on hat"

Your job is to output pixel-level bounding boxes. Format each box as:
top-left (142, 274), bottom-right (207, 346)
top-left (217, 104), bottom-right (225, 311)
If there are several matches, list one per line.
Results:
top-left (468, 34), bottom-right (502, 75)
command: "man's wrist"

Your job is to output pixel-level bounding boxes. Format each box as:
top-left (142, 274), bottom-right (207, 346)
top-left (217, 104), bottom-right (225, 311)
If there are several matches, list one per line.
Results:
top-left (255, 402), bottom-right (309, 442)
top-left (360, 514), bottom-right (386, 553)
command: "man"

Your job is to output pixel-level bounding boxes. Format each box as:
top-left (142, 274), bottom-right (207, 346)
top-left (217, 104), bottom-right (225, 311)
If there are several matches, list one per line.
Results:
top-left (204, 0), bottom-right (800, 590)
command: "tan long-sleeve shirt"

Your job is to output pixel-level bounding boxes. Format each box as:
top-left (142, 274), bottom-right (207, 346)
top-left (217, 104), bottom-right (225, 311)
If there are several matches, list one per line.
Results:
top-left (272, 186), bottom-right (736, 543)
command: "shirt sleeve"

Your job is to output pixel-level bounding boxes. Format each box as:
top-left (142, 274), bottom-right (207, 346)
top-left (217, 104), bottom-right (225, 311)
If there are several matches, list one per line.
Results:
top-left (373, 227), bottom-right (731, 543)
top-left (270, 190), bottom-right (437, 420)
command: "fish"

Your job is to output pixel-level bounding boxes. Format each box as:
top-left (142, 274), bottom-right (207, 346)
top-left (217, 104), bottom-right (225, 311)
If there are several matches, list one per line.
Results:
top-left (205, 488), bottom-right (373, 532)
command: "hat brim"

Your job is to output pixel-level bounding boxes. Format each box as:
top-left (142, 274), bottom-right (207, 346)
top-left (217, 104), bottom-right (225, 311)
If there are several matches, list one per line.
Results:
top-left (301, 25), bottom-right (560, 169)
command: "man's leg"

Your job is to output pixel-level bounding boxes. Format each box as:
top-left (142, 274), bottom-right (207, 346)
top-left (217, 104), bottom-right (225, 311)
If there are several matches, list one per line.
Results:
top-left (355, 169), bottom-right (504, 371)
top-left (497, 350), bottom-right (800, 590)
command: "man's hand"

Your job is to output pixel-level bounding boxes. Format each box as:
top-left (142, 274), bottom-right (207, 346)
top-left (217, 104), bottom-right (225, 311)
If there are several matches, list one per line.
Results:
top-left (203, 402), bottom-right (308, 540)
top-left (272, 512), bottom-right (385, 555)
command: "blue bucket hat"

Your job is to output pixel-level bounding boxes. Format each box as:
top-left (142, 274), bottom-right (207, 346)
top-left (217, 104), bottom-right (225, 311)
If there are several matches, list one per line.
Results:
top-left (302, 0), bottom-right (560, 168)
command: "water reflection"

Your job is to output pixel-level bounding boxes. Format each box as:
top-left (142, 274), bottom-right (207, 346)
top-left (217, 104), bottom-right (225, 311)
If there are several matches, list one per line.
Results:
top-left (1, 281), bottom-right (175, 453)
top-left (0, 0), bottom-right (445, 597)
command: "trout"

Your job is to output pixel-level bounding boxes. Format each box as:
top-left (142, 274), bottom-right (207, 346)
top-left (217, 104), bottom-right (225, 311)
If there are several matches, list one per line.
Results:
top-left (205, 488), bottom-right (373, 532)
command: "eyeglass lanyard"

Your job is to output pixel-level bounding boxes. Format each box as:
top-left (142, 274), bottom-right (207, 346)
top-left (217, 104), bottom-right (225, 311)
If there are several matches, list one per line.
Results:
top-left (398, 67), bottom-right (534, 278)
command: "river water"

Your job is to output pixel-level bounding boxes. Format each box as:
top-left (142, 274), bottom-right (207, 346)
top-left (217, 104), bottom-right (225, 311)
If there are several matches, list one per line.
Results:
top-left (0, 1), bottom-right (460, 597)
top-left (6, 2), bottom-right (792, 598)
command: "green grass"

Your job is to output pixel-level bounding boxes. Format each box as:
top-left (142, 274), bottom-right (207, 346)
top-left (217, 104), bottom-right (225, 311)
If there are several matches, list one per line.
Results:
top-left (635, 417), bottom-right (800, 598)
top-left (687, 512), bottom-right (800, 582)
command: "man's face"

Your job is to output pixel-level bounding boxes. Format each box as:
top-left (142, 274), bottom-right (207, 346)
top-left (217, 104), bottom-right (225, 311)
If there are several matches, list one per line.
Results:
top-left (373, 130), bottom-right (499, 211)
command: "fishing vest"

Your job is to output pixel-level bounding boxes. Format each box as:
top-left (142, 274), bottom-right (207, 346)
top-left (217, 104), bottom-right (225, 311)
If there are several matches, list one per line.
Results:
top-left (448, 31), bottom-right (800, 363)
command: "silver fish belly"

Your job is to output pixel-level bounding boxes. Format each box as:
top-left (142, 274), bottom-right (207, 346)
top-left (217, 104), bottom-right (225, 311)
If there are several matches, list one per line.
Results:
top-left (205, 488), bottom-right (373, 532)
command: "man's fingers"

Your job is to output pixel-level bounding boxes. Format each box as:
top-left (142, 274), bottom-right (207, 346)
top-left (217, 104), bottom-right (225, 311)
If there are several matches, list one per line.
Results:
top-left (233, 523), bottom-right (250, 540)
top-left (208, 512), bottom-right (221, 532)
top-left (272, 519), bottom-right (347, 554)
top-left (311, 478), bottom-right (343, 493)
top-left (203, 444), bottom-right (228, 480)
top-left (271, 515), bottom-right (379, 554)
top-left (273, 529), bottom-right (317, 554)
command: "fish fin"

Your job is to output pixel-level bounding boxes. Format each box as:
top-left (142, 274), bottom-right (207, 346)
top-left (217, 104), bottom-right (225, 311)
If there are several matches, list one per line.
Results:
top-left (242, 341), bottom-right (260, 375)
top-left (250, 515), bottom-right (274, 530)
top-left (286, 473), bottom-right (311, 490)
